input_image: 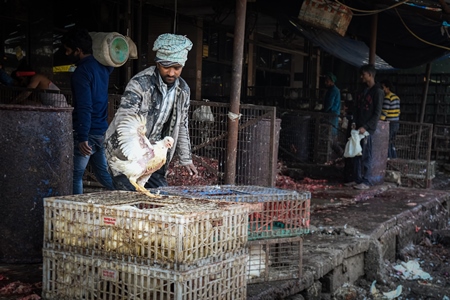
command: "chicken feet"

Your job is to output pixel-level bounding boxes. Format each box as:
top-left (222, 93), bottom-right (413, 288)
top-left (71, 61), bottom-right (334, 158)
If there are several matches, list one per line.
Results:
top-left (130, 180), bottom-right (157, 198)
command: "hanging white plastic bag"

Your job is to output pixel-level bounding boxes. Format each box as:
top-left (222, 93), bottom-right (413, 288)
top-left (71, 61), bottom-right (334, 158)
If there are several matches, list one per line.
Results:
top-left (343, 129), bottom-right (369, 158)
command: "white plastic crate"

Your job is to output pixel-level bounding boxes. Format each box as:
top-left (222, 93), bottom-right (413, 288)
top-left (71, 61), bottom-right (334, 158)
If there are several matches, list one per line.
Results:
top-left (42, 248), bottom-right (247, 300)
top-left (247, 236), bottom-right (303, 284)
top-left (151, 185), bottom-right (311, 240)
top-left (44, 190), bottom-right (251, 269)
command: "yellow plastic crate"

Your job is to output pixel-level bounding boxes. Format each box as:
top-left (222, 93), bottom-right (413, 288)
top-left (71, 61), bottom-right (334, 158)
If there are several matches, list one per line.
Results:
top-left (247, 236), bottom-right (303, 283)
top-left (42, 248), bottom-right (247, 300)
top-left (152, 185), bottom-right (311, 240)
top-left (44, 191), bottom-right (251, 269)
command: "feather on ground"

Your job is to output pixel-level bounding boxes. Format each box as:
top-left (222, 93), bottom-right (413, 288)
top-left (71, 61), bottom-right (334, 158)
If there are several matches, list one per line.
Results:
top-left (109, 114), bottom-right (174, 197)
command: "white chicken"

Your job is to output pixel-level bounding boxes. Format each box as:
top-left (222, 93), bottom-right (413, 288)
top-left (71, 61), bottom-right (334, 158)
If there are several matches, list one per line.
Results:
top-left (247, 244), bottom-right (267, 279)
top-left (109, 114), bottom-right (174, 198)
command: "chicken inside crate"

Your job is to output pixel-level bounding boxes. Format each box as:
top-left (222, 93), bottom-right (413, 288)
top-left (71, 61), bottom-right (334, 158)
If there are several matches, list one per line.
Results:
top-left (42, 248), bottom-right (248, 300)
top-left (386, 158), bottom-right (436, 188)
top-left (247, 236), bottom-right (303, 283)
top-left (43, 190), bottom-right (251, 270)
top-left (151, 185), bottom-right (311, 240)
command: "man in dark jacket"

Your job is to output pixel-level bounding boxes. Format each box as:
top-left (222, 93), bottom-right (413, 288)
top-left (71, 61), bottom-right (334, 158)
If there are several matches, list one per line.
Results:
top-left (62, 27), bottom-right (115, 194)
top-left (345, 64), bottom-right (383, 190)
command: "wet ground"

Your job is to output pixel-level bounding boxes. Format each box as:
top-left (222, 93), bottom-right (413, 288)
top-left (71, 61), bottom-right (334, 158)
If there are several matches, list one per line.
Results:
top-left (1, 168), bottom-right (450, 300)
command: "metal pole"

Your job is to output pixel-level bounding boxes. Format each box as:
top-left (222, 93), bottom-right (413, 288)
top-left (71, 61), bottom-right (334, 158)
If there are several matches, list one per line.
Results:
top-left (369, 12), bottom-right (378, 65)
top-left (415, 63), bottom-right (431, 164)
top-left (126, 0), bottom-right (132, 82)
top-left (420, 63), bottom-right (431, 124)
top-left (268, 107), bottom-right (277, 187)
top-left (136, 0), bottom-right (143, 73)
top-left (225, 0), bottom-right (247, 184)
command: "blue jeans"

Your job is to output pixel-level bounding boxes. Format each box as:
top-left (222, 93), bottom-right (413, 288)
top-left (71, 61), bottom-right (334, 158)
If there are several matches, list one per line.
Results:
top-left (73, 133), bottom-right (115, 194)
top-left (352, 134), bottom-right (374, 186)
top-left (388, 121), bottom-right (399, 159)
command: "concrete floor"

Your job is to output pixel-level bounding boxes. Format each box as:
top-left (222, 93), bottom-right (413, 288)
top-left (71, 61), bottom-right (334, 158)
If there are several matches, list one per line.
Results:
top-left (1, 177), bottom-right (449, 300)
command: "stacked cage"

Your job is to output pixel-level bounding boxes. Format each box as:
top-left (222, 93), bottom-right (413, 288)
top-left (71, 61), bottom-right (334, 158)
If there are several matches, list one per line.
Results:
top-left (386, 159), bottom-right (436, 188)
top-left (42, 190), bottom-right (252, 300)
top-left (151, 185), bottom-right (309, 283)
top-left (316, 122), bottom-right (334, 164)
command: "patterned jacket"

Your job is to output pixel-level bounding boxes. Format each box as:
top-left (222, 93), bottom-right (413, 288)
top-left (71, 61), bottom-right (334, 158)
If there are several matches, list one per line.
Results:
top-left (105, 66), bottom-right (193, 176)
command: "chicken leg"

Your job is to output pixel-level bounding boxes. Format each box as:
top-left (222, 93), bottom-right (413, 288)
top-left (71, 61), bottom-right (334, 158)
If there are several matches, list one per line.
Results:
top-left (129, 179), bottom-right (157, 198)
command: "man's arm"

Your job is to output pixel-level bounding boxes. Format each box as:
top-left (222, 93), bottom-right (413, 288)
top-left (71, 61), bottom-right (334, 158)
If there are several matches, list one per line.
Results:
top-left (11, 75), bottom-right (41, 104)
top-left (72, 69), bottom-right (93, 142)
top-left (176, 93), bottom-right (198, 176)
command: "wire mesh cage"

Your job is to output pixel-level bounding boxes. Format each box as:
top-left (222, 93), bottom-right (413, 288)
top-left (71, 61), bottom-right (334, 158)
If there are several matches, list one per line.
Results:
top-left (189, 101), bottom-right (280, 186)
top-left (42, 248), bottom-right (248, 300)
top-left (43, 190), bottom-right (251, 269)
top-left (387, 121), bottom-right (434, 188)
top-left (247, 236), bottom-right (303, 284)
top-left (151, 185), bottom-right (311, 240)
top-left (277, 109), bottom-right (347, 165)
top-left (0, 85), bottom-right (72, 107)
top-left (433, 124), bottom-right (450, 161)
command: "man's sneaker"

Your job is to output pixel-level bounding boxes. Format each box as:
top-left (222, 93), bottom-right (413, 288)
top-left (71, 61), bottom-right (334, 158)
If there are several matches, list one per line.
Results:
top-left (354, 183), bottom-right (370, 190)
top-left (344, 181), bottom-right (357, 187)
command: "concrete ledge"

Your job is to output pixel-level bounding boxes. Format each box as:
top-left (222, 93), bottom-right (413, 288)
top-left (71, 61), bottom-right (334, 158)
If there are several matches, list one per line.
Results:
top-left (247, 187), bottom-right (450, 299)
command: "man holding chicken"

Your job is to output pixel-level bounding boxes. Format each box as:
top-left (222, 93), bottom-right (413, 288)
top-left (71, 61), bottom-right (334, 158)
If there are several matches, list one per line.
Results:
top-left (105, 33), bottom-right (198, 190)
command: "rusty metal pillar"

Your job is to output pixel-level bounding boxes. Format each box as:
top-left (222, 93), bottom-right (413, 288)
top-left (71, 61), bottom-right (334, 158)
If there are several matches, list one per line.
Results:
top-left (369, 12), bottom-right (378, 65)
top-left (136, 0), bottom-right (143, 73)
top-left (225, 0), bottom-right (247, 184)
top-left (125, 0), bottom-right (133, 82)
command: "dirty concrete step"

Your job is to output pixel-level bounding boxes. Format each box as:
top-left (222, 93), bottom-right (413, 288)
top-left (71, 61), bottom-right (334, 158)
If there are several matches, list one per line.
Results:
top-left (247, 186), bottom-right (450, 299)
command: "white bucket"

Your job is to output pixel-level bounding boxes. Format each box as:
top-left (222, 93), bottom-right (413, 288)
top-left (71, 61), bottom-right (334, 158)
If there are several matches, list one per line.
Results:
top-left (125, 36), bottom-right (138, 59)
top-left (89, 32), bottom-right (129, 67)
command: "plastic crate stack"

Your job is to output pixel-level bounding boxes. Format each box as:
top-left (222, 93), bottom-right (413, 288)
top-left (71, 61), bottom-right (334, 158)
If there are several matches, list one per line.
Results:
top-left (151, 185), bottom-right (310, 283)
top-left (42, 190), bottom-right (253, 300)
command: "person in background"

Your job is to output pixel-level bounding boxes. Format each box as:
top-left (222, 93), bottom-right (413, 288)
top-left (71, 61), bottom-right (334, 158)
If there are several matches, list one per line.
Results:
top-left (105, 33), bottom-right (198, 190)
top-left (345, 64), bottom-right (383, 190)
top-left (0, 58), bottom-right (14, 86)
top-left (322, 71), bottom-right (341, 137)
top-left (61, 27), bottom-right (115, 194)
top-left (322, 71), bottom-right (343, 158)
top-left (380, 79), bottom-right (401, 159)
top-left (11, 68), bottom-right (68, 107)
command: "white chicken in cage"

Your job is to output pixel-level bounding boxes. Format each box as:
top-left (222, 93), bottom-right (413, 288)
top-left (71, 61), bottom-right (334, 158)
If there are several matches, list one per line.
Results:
top-left (248, 244), bottom-right (267, 279)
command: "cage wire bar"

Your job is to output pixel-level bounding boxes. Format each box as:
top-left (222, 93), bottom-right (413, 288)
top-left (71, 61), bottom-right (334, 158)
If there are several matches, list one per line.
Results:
top-left (189, 100), bottom-right (280, 186)
top-left (277, 109), bottom-right (347, 165)
top-left (387, 121), bottom-right (434, 188)
top-left (0, 84), bottom-right (438, 189)
top-left (433, 124), bottom-right (450, 161)
top-left (0, 85), bottom-right (72, 107)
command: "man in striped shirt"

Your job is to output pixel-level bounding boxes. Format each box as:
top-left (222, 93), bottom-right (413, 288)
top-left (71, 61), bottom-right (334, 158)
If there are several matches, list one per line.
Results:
top-left (380, 80), bottom-right (400, 158)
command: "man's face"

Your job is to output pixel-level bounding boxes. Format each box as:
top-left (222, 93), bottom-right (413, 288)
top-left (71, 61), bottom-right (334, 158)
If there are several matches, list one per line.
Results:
top-left (381, 84), bottom-right (388, 95)
top-left (157, 63), bottom-right (183, 85)
top-left (324, 77), bottom-right (333, 87)
top-left (360, 71), bottom-right (372, 84)
top-left (64, 45), bottom-right (81, 64)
